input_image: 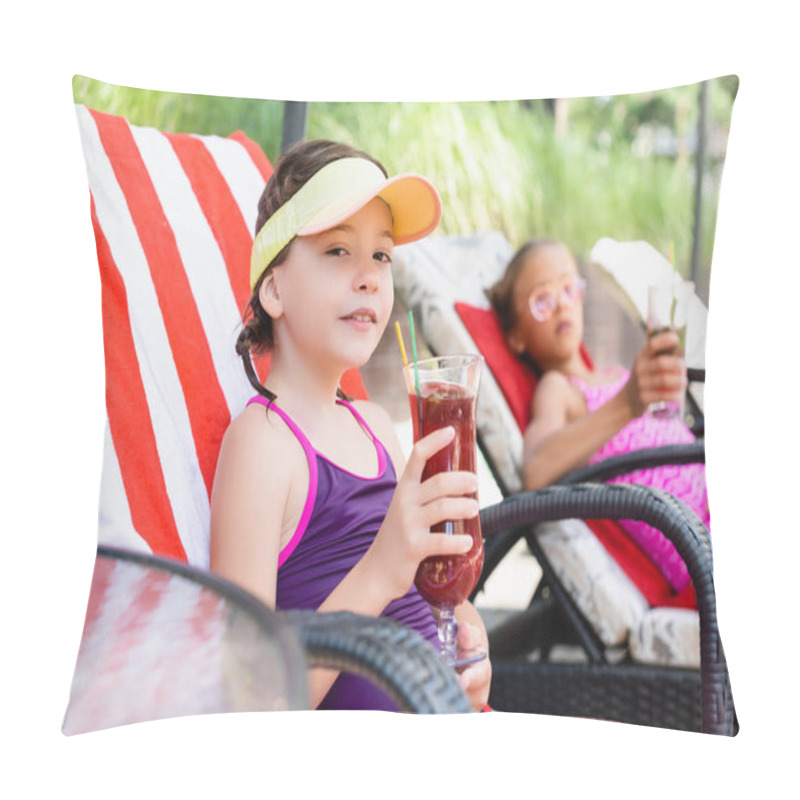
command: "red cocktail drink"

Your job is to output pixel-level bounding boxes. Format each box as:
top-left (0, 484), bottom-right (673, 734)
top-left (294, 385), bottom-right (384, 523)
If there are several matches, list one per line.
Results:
top-left (402, 354), bottom-right (485, 668)
top-left (409, 384), bottom-right (484, 607)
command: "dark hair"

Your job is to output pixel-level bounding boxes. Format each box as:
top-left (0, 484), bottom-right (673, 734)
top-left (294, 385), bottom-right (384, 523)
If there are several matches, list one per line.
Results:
top-left (486, 238), bottom-right (560, 336)
top-left (236, 140), bottom-right (388, 400)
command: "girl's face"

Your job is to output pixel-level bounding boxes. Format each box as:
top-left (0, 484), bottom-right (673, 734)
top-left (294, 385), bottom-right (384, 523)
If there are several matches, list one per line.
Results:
top-left (262, 197), bottom-right (395, 372)
top-left (508, 243), bottom-right (585, 370)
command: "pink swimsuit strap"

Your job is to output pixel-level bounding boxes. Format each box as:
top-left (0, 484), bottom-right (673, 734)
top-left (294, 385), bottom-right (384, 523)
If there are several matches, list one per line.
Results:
top-left (568, 368), bottom-right (628, 413)
top-left (245, 395), bottom-right (387, 566)
top-left (247, 396), bottom-right (318, 567)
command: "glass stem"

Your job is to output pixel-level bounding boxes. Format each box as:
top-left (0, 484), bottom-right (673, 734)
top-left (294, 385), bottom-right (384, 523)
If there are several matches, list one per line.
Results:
top-left (437, 603), bottom-right (458, 664)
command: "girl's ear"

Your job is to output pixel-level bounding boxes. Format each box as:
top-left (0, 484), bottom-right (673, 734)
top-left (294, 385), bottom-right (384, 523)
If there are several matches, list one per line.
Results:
top-left (258, 270), bottom-right (283, 320)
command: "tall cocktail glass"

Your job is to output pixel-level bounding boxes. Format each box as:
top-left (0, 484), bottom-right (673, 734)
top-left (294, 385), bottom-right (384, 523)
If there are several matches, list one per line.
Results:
top-left (646, 281), bottom-right (694, 420)
top-left (402, 354), bottom-right (485, 669)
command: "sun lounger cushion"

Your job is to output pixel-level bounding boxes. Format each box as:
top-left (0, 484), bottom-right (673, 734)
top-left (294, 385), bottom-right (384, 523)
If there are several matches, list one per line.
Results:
top-left (74, 104), bottom-right (367, 566)
top-left (630, 608), bottom-right (700, 668)
top-left (536, 520), bottom-right (649, 646)
top-left (453, 300), bottom-right (538, 432)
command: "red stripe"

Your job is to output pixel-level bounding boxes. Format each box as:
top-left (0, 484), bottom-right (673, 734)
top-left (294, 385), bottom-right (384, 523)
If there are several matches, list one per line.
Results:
top-left (119, 568), bottom-right (173, 632)
top-left (166, 132), bottom-right (254, 316)
top-left (341, 368), bottom-right (369, 400)
top-left (92, 199), bottom-right (187, 561)
top-left (83, 555), bottom-right (115, 632)
top-left (167, 131), bottom-right (274, 406)
top-left (113, 569), bottom-right (172, 688)
top-left (168, 130), bottom-right (275, 390)
top-left (587, 519), bottom-right (696, 609)
top-left (90, 108), bottom-right (228, 498)
top-left (187, 582), bottom-right (222, 642)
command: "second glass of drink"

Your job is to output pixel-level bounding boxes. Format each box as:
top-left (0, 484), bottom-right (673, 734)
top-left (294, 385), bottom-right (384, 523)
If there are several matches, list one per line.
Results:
top-left (646, 281), bottom-right (694, 420)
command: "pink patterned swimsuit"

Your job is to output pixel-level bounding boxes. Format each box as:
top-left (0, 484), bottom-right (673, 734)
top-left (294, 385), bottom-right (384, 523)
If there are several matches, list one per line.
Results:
top-left (570, 368), bottom-right (709, 592)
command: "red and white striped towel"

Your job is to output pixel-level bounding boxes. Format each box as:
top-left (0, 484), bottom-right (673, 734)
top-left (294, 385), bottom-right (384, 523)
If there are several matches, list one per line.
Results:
top-left (76, 105), bottom-right (275, 565)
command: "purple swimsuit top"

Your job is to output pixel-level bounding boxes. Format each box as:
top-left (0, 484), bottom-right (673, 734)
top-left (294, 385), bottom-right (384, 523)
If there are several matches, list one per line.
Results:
top-left (247, 395), bottom-right (439, 711)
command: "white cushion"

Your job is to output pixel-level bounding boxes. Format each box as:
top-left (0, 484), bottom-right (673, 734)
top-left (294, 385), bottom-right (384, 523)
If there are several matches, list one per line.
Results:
top-left (630, 608), bottom-right (700, 667)
top-left (537, 520), bottom-right (649, 647)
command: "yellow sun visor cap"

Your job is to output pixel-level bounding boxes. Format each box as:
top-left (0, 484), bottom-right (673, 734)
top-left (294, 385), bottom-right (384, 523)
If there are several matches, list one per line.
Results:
top-left (250, 157), bottom-right (441, 287)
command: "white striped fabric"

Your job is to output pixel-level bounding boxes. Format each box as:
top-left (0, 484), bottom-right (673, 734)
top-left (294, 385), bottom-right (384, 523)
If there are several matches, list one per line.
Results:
top-left (63, 557), bottom-right (229, 732)
top-left (97, 423), bottom-right (147, 552)
top-left (74, 104), bottom-right (274, 566)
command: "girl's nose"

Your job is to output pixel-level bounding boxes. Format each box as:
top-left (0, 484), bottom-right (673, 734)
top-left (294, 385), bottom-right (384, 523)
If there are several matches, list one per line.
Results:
top-left (355, 260), bottom-right (380, 293)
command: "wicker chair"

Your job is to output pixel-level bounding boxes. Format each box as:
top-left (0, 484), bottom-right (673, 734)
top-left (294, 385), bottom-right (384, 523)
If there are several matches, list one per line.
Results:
top-left (477, 483), bottom-right (734, 734)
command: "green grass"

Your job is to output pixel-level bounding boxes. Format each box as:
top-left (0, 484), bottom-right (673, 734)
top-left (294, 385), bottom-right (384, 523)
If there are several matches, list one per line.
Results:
top-left (72, 75), bottom-right (285, 155)
top-left (72, 76), bottom-right (736, 302)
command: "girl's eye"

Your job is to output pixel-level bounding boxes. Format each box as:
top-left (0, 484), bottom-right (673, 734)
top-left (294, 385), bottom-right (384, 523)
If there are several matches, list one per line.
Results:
top-left (564, 277), bottom-right (586, 299)
top-left (326, 247), bottom-right (348, 257)
top-left (374, 250), bottom-right (393, 264)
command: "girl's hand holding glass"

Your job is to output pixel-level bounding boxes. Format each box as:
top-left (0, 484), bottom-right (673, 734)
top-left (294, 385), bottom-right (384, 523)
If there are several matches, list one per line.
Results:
top-left (625, 330), bottom-right (688, 418)
top-left (645, 282), bottom-right (693, 419)
top-left (361, 425), bottom-right (479, 603)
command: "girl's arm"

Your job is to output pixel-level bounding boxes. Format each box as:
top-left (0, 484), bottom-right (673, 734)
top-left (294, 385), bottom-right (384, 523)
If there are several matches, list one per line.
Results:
top-left (210, 408), bottom-right (287, 607)
top-left (359, 401), bottom-right (492, 711)
top-left (210, 410), bottom-right (349, 707)
top-left (522, 330), bottom-right (687, 490)
top-left (522, 370), bottom-right (633, 489)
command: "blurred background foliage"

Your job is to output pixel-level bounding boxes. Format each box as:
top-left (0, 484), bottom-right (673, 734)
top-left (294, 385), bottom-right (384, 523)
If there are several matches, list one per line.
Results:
top-left (73, 75), bottom-right (738, 303)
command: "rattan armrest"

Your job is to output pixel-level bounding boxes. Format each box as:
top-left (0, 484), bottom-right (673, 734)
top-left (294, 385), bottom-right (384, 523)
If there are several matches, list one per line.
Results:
top-left (284, 610), bottom-right (471, 713)
top-left (557, 440), bottom-right (705, 485)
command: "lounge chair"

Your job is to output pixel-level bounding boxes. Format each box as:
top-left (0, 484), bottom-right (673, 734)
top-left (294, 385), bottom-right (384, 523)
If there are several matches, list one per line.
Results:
top-left (393, 230), bottom-right (736, 734)
top-left (64, 104), bottom-right (471, 733)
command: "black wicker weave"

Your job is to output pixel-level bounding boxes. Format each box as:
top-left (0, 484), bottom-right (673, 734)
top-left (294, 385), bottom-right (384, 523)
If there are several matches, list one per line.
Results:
top-left (285, 609), bottom-right (472, 714)
top-left (476, 483), bottom-right (736, 735)
top-left (557, 440), bottom-right (706, 485)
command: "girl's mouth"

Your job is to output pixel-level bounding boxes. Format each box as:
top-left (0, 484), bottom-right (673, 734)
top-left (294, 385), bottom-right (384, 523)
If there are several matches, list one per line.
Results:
top-left (341, 308), bottom-right (378, 329)
top-left (555, 320), bottom-right (573, 334)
